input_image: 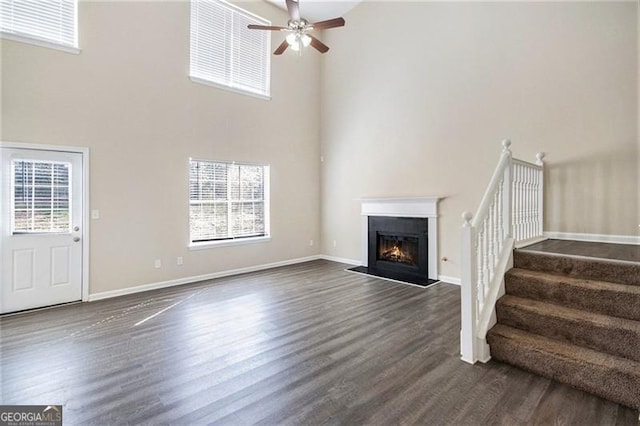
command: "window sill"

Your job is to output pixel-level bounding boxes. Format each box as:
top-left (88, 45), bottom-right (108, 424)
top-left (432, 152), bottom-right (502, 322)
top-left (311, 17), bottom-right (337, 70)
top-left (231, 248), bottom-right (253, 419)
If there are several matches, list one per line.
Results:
top-left (189, 235), bottom-right (271, 250)
top-left (189, 76), bottom-right (271, 101)
top-left (1, 32), bottom-right (80, 54)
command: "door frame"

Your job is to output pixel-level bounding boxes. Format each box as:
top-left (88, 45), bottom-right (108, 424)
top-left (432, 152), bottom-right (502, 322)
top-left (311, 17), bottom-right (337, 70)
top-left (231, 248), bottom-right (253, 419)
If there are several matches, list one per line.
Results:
top-left (0, 141), bottom-right (90, 302)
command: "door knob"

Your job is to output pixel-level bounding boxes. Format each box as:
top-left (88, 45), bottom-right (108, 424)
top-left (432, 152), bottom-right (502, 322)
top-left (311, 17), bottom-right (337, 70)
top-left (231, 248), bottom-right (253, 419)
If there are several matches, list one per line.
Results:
top-left (74, 226), bottom-right (80, 231)
top-left (73, 236), bottom-right (80, 242)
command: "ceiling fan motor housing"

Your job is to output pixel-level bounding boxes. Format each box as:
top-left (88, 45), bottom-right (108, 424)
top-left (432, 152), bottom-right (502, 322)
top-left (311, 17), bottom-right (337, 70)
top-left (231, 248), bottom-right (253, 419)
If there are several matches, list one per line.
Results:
top-left (288, 19), bottom-right (309, 31)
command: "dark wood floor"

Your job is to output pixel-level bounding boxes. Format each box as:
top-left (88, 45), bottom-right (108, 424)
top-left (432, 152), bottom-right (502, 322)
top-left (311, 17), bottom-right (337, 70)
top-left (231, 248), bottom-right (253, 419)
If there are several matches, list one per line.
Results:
top-left (1, 260), bottom-right (637, 425)
top-left (521, 239), bottom-right (640, 263)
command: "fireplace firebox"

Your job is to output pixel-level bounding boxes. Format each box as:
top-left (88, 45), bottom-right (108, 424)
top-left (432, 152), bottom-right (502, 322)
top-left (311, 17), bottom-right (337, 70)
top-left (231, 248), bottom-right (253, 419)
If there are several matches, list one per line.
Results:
top-left (366, 216), bottom-right (431, 284)
top-left (377, 234), bottom-right (419, 265)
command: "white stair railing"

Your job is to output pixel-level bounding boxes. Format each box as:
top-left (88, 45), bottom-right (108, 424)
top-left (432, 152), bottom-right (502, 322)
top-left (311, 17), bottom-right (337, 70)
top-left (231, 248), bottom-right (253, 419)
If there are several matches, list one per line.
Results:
top-left (512, 156), bottom-right (545, 246)
top-left (460, 140), bottom-right (545, 364)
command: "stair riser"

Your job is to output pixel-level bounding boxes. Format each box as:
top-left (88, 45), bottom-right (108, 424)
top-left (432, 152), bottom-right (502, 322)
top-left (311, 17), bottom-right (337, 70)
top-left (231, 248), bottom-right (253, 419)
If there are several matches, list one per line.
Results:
top-left (514, 252), bottom-right (640, 286)
top-left (496, 302), bottom-right (640, 362)
top-left (487, 332), bottom-right (640, 409)
top-left (505, 273), bottom-right (640, 321)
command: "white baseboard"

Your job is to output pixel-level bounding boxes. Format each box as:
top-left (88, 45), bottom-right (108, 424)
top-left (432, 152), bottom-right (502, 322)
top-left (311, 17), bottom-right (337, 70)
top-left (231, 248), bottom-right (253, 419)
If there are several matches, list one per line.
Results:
top-left (319, 255), bottom-right (361, 266)
top-left (88, 255), bottom-right (322, 301)
top-left (544, 232), bottom-right (640, 245)
top-left (438, 275), bottom-right (461, 285)
top-left (88, 253), bottom-right (451, 302)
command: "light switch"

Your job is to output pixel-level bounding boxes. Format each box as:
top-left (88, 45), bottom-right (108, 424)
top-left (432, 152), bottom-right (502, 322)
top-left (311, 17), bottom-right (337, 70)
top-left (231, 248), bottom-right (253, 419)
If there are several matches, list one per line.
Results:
top-left (91, 209), bottom-right (100, 219)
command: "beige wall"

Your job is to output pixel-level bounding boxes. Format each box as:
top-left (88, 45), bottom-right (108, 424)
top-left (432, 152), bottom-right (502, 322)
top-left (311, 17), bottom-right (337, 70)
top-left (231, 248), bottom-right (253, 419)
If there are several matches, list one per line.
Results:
top-left (1, 1), bottom-right (322, 295)
top-left (2, 1), bottom-right (637, 293)
top-left (320, 1), bottom-right (638, 279)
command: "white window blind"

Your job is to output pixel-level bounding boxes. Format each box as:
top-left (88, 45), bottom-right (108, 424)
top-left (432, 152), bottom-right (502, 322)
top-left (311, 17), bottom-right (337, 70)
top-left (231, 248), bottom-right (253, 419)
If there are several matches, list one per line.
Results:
top-left (1, 0), bottom-right (77, 48)
top-left (190, 0), bottom-right (271, 99)
top-left (12, 159), bottom-right (71, 234)
top-left (189, 159), bottom-right (269, 243)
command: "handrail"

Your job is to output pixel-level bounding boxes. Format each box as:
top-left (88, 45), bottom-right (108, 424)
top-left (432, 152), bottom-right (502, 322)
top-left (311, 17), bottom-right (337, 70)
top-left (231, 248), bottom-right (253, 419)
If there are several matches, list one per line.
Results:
top-left (460, 140), bottom-right (545, 364)
top-left (472, 151), bottom-right (511, 229)
top-left (512, 158), bottom-right (540, 168)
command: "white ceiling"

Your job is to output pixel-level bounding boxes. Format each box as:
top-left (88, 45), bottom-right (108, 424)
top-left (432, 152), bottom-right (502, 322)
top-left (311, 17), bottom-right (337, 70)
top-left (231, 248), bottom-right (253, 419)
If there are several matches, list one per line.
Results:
top-left (264, 0), bottom-right (361, 23)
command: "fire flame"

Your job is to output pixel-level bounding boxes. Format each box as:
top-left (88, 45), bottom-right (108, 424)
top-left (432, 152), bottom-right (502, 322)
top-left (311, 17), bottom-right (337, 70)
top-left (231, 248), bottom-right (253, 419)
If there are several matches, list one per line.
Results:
top-left (381, 244), bottom-right (413, 263)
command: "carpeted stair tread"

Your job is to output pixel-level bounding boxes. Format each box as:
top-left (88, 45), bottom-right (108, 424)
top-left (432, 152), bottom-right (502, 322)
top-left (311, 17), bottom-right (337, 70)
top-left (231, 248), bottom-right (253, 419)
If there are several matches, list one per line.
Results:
top-left (487, 324), bottom-right (640, 409)
top-left (505, 268), bottom-right (640, 321)
top-left (496, 295), bottom-right (640, 362)
top-left (514, 250), bottom-right (640, 286)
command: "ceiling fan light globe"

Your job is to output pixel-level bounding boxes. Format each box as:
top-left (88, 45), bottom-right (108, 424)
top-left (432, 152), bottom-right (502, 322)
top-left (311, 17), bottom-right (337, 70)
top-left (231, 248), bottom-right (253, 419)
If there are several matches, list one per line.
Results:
top-left (301, 34), bottom-right (311, 47)
top-left (286, 33), bottom-right (297, 45)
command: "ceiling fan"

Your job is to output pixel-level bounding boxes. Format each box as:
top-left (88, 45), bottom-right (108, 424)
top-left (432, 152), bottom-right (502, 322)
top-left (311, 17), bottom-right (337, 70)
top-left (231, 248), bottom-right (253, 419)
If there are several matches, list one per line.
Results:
top-left (247, 0), bottom-right (345, 55)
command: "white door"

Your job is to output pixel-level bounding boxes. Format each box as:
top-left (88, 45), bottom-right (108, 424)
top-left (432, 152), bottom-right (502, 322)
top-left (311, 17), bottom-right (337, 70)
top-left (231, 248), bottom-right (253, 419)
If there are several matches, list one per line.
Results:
top-left (1, 148), bottom-right (84, 314)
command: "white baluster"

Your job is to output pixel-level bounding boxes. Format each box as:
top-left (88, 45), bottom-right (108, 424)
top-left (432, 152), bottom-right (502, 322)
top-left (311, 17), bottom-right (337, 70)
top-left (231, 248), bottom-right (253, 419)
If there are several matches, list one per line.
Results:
top-left (533, 167), bottom-right (537, 239)
top-left (485, 206), bottom-right (496, 286)
top-left (512, 164), bottom-right (517, 241)
top-left (514, 163), bottom-right (521, 241)
top-left (476, 225), bottom-right (484, 310)
top-left (497, 180), bottom-right (503, 249)
top-left (492, 192), bottom-right (499, 267)
top-left (500, 181), bottom-right (505, 248)
top-left (482, 218), bottom-right (489, 302)
top-left (536, 153), bottom-right (545, 238)
top-left (529, 165), bottom-right (535, 239)
top-left (528, 165), bottom-right (534, 239)
top-left (516, 164), bottom-right (523, 238)
top-left (528, 166), bottom-right (533, 240)
top-left (522, 166), bottom-right (531, 240)
top-left (503, 158), bottom-right (512, 240)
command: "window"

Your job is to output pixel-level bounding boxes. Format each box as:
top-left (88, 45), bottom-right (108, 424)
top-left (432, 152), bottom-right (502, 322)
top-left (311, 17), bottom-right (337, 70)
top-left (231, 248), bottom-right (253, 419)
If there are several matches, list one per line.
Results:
top-left (189, 159), bottom-right (270, 246)
top-left (11, 160), bottom-right (71, 234)
top-left (1, 0), bottom-right (78, 51)
top-left (189, 0), bottom-right (271, 99)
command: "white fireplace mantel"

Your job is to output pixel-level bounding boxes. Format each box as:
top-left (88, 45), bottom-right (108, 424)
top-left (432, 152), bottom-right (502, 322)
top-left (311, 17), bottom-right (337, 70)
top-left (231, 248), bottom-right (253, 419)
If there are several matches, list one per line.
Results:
top-left (359, 197), bottom-right (441, 280)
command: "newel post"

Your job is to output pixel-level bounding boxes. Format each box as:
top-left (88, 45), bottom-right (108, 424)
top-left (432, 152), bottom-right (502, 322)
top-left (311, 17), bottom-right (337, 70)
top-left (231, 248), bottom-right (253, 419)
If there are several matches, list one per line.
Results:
top-left (536, 152), bottom-right (545, 237)
top-left (460, 211), bottom-right (478, 364)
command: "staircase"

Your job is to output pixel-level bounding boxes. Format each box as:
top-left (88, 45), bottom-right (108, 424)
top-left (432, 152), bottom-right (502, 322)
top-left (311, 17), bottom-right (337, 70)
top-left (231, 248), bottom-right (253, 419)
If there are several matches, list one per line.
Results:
top-left (487, 249), bottom-right (640, 409)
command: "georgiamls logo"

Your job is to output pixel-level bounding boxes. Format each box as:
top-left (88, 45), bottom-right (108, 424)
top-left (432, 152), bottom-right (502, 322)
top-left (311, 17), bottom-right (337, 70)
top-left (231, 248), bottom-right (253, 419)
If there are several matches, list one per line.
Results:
top-left (0, 405), bottom-right (62, 425)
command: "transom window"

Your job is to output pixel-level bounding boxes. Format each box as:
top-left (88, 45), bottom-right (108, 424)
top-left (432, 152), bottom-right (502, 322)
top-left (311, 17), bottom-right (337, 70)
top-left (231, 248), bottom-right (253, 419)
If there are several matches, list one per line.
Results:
top-left (11, 160), bottom-right (71, 234)
top-left (189, 0), bottom-right (271, 99)
top-left (189, 159), bottom-right (270, 245)
top-left (0, 0), bottom-right (78, 51)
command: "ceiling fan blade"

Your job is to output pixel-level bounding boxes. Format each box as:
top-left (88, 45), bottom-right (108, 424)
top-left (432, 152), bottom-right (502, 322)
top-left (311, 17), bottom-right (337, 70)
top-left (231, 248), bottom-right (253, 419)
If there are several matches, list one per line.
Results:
top-left (285, 0), bottom-right (300, 21)
top-left (310, 17), bottom-right (345, 30)
top-left (248, 24), bottom-right (287, 31)
top-left (308, 35), bottom-right (329, 53)
top-left (274, 39), bottom-right (289, 55)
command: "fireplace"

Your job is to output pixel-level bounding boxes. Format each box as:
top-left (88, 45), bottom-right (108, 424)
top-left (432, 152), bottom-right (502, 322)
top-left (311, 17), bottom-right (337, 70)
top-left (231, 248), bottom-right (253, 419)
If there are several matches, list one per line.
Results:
top-left (368, 216), bottom-right (429, 282)
top-left (350, 197), bottom-right (440, 287)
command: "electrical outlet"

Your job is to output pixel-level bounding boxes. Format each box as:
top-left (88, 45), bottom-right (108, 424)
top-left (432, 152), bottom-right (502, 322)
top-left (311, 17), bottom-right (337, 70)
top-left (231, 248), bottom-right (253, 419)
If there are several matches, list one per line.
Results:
top-left (177, 256), bottom-right (184, 266)
top-left (154, 259), bottom-right (162, 269)
top-left (333, 240), bottom-right (337, 247)
top-left (309, 239), bottom-right (314, 246)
